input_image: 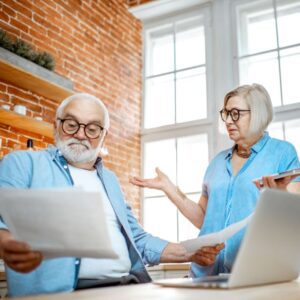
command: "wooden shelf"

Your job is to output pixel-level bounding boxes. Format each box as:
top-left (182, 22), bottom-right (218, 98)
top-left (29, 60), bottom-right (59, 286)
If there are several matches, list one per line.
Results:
top-left (0, 109), bottom-right (53, 138)
top-left (0, 48), bottom-right (74, 102)
top-left (0, 57), bottom-right (73, 102)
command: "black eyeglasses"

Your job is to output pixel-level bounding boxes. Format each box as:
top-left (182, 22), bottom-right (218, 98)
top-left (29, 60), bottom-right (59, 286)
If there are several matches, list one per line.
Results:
top-left (58, 118), bottom-right (104, 139)
top-left (219, 108), bottom-right (251, 122)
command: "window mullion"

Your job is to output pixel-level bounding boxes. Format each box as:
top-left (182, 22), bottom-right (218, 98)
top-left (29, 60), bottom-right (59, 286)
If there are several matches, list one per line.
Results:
top-left (175, 137), bottom-right (179, 242)
top-left (273, 0), bottom-right (284, 106)
top-left (173, 23), bottom-right (177, 125)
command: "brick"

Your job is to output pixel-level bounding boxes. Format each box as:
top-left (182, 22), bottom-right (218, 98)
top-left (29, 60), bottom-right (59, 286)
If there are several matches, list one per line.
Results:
top-left (1, 3), bottom-right (17, 18)
top-left (0, 20), bottom-right (20, 37)
top-left (9, 18), bottom-right (29, 33)
top-left (0, 0), bottom-right (143, 217)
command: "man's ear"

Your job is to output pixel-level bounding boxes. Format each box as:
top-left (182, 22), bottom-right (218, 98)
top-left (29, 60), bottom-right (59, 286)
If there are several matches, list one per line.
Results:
top-left (100, 129), bottom-right (108, 144)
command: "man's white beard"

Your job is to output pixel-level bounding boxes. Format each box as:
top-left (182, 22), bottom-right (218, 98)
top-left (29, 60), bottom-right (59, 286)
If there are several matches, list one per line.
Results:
top-left (55, 133), bottom-right (102, 164)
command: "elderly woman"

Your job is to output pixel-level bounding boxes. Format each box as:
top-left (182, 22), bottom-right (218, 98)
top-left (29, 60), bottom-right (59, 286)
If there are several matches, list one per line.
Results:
top-left (130, 83), bottom-right (300, 277)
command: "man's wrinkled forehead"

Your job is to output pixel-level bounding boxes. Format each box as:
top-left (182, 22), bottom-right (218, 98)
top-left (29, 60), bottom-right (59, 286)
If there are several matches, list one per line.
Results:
top-left (62, 98), bottom-right (105, 125)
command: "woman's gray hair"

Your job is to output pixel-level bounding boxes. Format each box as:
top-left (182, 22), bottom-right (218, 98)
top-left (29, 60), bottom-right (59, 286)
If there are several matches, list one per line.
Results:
top-left (55, 93), bottom-right (110, 129)
top-left (224, 83), bottom-right (273, 135)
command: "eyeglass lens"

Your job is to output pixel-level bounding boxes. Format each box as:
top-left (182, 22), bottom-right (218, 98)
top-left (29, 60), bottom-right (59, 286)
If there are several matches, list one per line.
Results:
top-left (62, 119), bottom-right (102, 138)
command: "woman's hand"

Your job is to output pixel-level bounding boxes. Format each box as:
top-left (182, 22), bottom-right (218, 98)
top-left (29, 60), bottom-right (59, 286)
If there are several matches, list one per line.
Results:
top-left (254, 175), bottom-right (298, 191)
top-left (129, 167), bottom-right (175, 193)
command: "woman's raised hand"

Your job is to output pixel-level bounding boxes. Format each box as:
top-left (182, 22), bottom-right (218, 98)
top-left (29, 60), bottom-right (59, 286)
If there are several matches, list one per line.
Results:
top-left (129, 167), bottom-right (175, 193)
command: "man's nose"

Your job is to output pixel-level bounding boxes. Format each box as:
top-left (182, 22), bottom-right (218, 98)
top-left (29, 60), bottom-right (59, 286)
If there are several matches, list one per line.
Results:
top-left (73, 126), bottom-right (87, 139)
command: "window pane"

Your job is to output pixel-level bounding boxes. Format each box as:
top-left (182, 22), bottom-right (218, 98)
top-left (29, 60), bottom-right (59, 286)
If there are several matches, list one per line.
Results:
top-left (175, 17), bottom-right (205, 70)
top-left (237, 0), bottom-right (276, 55)
top-left (280, 46), bottom-right (300, 105)
top-left (177, 134), bottom-right (209, 193)
top-left (143, 196), bottom-right (177, 242)
top-left (143, 139), bottom-right (176, 197)
top-left (268, 122), bottom-right (284, 140)
top-left (239, 52), bottom-right (281, 106)
top-left (178, 193), bottom-right (200, 241)
top-left (144, 74), bottom-right (175, 128)
top-left (276, 0), bottom-right (300, 47)
top-left (146, 25), bottom-right (174, 76)
top-left (285, 118), bottom-right (300, 156)
top-left (176, 67), bottom-right (207, 123)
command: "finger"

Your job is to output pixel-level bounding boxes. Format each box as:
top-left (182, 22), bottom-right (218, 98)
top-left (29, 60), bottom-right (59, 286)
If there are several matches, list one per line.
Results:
top-left (267, 176), bottom-right (278, 188)
top-left (199, 247), bottom-right (219, 254)
top-left (195, 252), bottom-right (216, 261)
top-left (3, 251), bottom-right (41, 264)
top-left (195, 256), bottom-right (215, 266)
top-left (8, 257), bottom-right (42, 273)
top-left (253, 180), bottom-right (262, 190)
top-left (276, 176), bottom-right (292, 185)
top-left (2, 239), bottom-right (31, 253)
top-left (216, 243), bottom-right (225, 251)
top-left (262, 176), bottom-right (270, 188)
top-left (129, 177), bottom-right (147, 186)
top-left (155, 167), bottom-right (164, 177)
top-left (155, 167), bottom-right (165, 177)
top-left (200, 243), bottom-right (224, 254)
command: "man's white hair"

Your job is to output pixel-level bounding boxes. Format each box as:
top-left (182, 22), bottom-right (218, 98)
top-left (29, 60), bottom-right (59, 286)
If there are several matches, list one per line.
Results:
top-left (56, 93), bottom-right (110, 129)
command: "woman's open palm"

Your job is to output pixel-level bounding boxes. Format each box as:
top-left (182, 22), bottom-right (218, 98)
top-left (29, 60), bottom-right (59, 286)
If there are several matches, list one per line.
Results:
top-left (129, 167), bottom-right (173, 192)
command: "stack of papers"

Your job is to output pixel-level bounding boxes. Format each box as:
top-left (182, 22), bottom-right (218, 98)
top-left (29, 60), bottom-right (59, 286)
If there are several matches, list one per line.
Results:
top-left (181, 214), bottom-right (253, 252)
top-left (0, 188), bottom-right (117, 259)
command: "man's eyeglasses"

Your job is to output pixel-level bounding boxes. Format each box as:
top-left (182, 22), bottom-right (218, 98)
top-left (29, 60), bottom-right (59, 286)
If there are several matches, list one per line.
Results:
top-left (219, 108), bottom-right (251, 122)
top-left (58, 118), bottom-right (104, 139)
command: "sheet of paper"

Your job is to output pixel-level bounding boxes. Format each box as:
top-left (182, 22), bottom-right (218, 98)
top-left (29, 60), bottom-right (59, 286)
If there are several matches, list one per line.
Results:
top-left (0, 188), bottom-right (118, 259)
top-left (181, 214), bottom-right (253, 253)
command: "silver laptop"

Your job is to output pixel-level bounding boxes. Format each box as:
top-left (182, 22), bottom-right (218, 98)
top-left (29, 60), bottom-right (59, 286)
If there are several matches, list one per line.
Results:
top-left (154, 188), bottom-right (300, 289)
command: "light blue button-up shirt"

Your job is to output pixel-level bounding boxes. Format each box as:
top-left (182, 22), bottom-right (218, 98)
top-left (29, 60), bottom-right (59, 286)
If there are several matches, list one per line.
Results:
top-left (191, 132), bottom-right (300, 277)
top-left (0, 147), bottom-right (168, 297)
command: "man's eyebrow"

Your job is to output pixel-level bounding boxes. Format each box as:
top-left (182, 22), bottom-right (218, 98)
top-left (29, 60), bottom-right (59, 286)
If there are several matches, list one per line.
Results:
top-left (63, 113), bottom-right (78, 120)
top-left (62, 113), bottom-right (103, 125)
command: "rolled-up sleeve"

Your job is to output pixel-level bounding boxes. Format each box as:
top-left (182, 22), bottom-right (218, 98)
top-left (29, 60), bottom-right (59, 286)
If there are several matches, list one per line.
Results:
top-left (125, 203), bottom-right (168, 265)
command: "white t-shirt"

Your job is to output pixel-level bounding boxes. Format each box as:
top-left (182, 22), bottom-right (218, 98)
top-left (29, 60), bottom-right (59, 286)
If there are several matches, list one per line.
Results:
top-left (68, 164), bottom-right (131, 279)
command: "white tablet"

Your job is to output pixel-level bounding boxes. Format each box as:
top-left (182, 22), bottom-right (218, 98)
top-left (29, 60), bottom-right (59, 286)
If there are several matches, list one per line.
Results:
top-left (253, 167), bottom-right (300, 186)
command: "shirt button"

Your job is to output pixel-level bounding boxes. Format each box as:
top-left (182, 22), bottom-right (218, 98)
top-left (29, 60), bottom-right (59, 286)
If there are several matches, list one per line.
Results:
top-left (64, 165), bottom-right (68, 169)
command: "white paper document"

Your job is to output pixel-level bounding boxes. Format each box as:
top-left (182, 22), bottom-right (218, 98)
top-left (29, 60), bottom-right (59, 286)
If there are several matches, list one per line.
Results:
top-left (0, 188), bottom-right (118, 259)
top-left (181, 214), bottom-right (253, 253)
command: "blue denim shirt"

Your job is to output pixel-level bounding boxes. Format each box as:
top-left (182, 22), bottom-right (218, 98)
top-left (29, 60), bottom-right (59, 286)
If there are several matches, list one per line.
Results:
top-left (0, 147), bottom-right (168, 297)
top-left (191, 132), bottom-right (300, 277)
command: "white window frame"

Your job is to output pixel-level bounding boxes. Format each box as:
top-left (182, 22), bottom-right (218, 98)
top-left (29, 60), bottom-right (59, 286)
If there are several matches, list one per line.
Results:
top-left (141, 5), bottom-right (214, 134)
top-left (130, 0), bottom-right (300, 234)
top-left (131, 1), bottom-right (217, 235)
top-left (231, 0), bottom-right (300, 125)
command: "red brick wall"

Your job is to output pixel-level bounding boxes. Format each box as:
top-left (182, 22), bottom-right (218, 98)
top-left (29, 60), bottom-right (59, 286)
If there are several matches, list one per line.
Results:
top-left (0, 0), bottom-right (143, 217)
top-left (128, 0), bottom-right (154, 7)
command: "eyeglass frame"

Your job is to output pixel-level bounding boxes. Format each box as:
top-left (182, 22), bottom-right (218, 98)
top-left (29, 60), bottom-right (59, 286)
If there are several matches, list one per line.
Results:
top-left (219, 108), bottom-right (251, 122)
top-left (57, 118), bottom-right (104, 139)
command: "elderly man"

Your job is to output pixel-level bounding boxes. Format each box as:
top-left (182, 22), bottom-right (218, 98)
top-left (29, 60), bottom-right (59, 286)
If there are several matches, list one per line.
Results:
top-left (0, 93), bottom-right (224, 297)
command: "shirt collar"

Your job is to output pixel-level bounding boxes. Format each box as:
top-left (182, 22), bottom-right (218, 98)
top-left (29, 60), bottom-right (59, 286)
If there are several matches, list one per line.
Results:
top-left (224, 131), bottom-right (270, 160)
top-left (251, 131), bottom-right (270, 153)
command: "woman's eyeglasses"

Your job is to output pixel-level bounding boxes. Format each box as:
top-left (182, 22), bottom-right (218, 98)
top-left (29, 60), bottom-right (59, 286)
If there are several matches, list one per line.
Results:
top-left (219, 108), bottom-right (251, 122)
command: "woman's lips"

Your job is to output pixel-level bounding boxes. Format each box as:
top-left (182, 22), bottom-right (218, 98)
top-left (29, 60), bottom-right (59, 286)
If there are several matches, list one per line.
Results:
top-left (227, 128), bottom-right (237, 133)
